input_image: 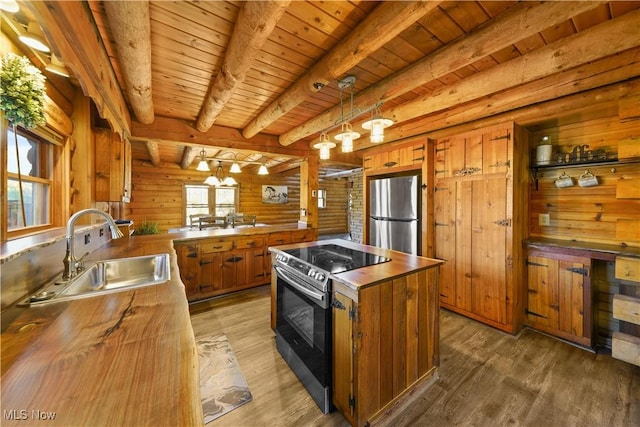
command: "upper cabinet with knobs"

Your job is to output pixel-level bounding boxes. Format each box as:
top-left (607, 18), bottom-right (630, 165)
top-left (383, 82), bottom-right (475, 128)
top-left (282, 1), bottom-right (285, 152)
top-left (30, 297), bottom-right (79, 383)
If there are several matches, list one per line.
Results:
top-left (363, 140), bottom-right (425, 175)
top-left (94, 128), bottom-right (132, 203)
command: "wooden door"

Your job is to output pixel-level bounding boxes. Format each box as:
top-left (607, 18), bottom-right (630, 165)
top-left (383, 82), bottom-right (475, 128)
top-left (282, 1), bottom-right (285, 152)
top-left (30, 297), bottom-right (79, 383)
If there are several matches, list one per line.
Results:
top-left (332, 291), bottom-right (355, 424)
top-left (200, 252), bottom-right (225, 295)
top-left (435, 135), bottom-right (465, 178)
top-left (558, 260), bottom-right (586, 337)
top-left (175, 244), bottom-right (200, 299)
top-left (464, 133), bottom-right (483, 176)
top-left (245, 248), bottom-right (267, 285)
top-left (471, 177), bottom-right (507, 324)
top-left (482, 127), bottom-right (511, 175)
top-left (455, 180), bottom-right (473, 312)
top-left (434, 181), bottom-right (456, 306)
top-left (526, 255), bottom-right (559, 329)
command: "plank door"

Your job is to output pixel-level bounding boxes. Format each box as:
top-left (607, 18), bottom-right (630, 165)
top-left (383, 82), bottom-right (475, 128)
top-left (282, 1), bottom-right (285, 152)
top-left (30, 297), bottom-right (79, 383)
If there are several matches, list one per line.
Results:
top-left (332, 291), bottom-right (355, 424)
top-left (434, 181), bottom-right (456, 306)
top-left (482, 127), bottom-right (511, 175)
top-left (526, 255), bottom-right (559, 329)
top-left (464, 133), bottom-right (483, 176)
top-left (558, 260), bottom-right (587, 337)
top-left (471, 177), bottom-right (507, 324)
top-left (200, 252), bottom-right (225, 294)
top-left (455, 180), bottom-right (473, 312)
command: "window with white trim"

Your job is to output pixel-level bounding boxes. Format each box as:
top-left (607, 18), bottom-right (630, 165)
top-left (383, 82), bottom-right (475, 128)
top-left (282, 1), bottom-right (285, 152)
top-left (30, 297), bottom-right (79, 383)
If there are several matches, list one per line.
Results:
top-left (184, 184), bottom-right (238, 226)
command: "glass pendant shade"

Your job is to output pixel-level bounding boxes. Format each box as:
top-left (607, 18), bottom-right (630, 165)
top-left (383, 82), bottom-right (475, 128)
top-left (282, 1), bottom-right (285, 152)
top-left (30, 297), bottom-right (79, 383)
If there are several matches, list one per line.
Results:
top-left (229, 162), bottom-right (242, 173)
top-left (313, 132), bottom-right (336, 160)
top-left (222, 176), bottom-right (238, 186)
top-left (362, 116), bottom-right (393, 144)
top-left (19, 22), bottom-right (50, 53)
top-left (0, 0), bottom-right (19, 13)
top-left (258, 164), bottom-right (269, 175)
top-left (196, 148), bottom-right (210, 171)
top-left (204, 175), bottom-right (220, 186)
top-left (46, 55), bottom-right (70, 78)
top-left (335, 122), bottom-right (359, 153)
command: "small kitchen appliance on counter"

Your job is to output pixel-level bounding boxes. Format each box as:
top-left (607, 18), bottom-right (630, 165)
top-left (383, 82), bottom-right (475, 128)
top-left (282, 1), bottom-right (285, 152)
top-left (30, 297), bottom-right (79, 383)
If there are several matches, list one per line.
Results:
top-left (271, 242), bottom-right (390, 413)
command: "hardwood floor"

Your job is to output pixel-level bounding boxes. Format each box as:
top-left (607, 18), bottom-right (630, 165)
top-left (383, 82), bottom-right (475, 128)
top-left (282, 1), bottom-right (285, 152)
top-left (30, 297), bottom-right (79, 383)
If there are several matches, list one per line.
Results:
top-left (190, 286), bottom-right (640, 427)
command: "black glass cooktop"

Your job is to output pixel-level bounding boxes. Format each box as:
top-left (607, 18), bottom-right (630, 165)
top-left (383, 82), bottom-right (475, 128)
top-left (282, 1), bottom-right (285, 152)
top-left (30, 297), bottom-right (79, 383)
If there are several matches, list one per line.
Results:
top-left (283, 244), bottom-right (390, 274)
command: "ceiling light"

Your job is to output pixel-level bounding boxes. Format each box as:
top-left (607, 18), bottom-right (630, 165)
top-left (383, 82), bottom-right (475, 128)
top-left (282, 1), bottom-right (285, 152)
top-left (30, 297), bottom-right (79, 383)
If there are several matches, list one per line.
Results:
top-left (196, 148), bottom-right (210, 171)
top-left (204, 175), bottom-right (221, 186)
top-left (19, 21), bottom-right (50, 53)
top-left (362, 109), bottom-right (393, 143)
top-left (313, 132), bottom-right (336, 160)
top-left (45, 54), bottom-right (70, 78)
top-left (258, 164), bottom-right (269, 175)
top-left (335, 121), bottom-right (359, 153)
top-left (0, 0), bottom-right (19, 13)
top-left (204, 161), bottom-right (237, 186)
top-left (229, 162), bottom-right (241, 173)
top-left (222, 176), bottom-right (238, 186)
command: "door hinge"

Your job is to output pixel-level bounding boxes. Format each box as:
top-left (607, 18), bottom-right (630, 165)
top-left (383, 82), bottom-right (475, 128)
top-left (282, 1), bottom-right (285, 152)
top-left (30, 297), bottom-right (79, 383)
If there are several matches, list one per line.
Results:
top-left (413, 156), bottom-right (425, 161)
top-left (435, 170), bottom-right (448, 175)
top-left (434, 186), bottom-right (447, 192)
top-left (526, 309), bottom-right (547, 319)
top-left (493, 218), bottom-right (512, 227)
top-left (349, 307), bottom-right (357, 320)
top-left (490, 132), bottom-right (511, 141)
top-left (413, 146), bottom-right (425, 152)
top-left (526, 260), bottom-right (548, 267)
top-left (349, 395), bottom-right (356, 409)
top-left (566, 267), bottom-right (589, 276)
top-left (332, 297), bottom-right (346, 310)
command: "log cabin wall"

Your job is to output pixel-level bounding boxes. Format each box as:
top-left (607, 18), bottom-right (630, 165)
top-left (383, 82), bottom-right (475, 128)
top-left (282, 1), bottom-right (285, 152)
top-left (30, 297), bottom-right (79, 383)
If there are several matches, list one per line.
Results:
top-left (527, 115), bottom-right (640, 248)
top-left (318, 177), bottom-right (349, 236)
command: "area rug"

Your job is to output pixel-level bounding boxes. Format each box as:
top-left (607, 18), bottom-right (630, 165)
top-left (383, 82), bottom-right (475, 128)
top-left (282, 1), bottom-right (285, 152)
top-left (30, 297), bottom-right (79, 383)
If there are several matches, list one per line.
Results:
top-left (197, 334), bottom-right (252, 424)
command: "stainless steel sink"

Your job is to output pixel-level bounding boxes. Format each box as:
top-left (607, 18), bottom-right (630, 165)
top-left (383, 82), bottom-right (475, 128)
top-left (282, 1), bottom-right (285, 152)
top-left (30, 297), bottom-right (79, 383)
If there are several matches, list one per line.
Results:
top-left (20, 254), bottom-right (170, 306)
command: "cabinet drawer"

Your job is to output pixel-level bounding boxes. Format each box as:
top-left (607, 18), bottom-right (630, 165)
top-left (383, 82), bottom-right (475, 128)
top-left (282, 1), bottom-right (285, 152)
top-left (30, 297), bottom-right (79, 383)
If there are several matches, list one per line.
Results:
top-left (613, 294), bottom-right (640, 326)
top-left (291, 230), bottom-right (315, 242)
top-left (615, 256), bottom-right (640, 283)
top-left (267, 232), bottom-right (292, 246)
top-left (201, 240), bottom-right (233, 254)
top-left (236, 237), bottom-right (265, 249)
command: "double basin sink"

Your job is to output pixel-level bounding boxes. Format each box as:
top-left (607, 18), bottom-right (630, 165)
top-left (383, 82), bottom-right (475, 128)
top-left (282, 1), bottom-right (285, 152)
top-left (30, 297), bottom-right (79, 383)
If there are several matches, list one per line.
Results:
top-left (20, 253), bottom-right (170, 307)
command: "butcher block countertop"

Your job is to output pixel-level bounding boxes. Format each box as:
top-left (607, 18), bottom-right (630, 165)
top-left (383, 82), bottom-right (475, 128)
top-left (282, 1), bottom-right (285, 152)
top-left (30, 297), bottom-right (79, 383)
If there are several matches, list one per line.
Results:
top-left (1, 224), bottom-right (310, 426)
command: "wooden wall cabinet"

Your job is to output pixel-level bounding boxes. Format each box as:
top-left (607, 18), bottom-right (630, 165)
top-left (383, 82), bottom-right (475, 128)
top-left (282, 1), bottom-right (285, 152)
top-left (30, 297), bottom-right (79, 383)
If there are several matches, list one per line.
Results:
top-left (363, 142), bottom-right (424, 174)
top-left (94, 128), bottom-right (131, 202)
top-left (434, 123), bottom-right (528, 333)
top-left (525, 249), bottom-right (592, 347)
top-left (332, 268), bottom-right (440, 427)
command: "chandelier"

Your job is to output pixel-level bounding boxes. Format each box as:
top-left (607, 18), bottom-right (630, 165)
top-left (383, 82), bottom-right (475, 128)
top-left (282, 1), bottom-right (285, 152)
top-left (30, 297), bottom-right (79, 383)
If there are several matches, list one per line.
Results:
top-left (204, 161), bottom-right (237, 186)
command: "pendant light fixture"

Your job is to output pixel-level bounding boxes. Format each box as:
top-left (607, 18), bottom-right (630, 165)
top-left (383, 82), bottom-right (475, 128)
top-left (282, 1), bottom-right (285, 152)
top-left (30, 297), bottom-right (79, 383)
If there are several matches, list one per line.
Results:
top-left (313, 132), bottom-right (336, 160)
top-left (204, 161), bottom-right (237, 186)
top-left (229, 161), bottom-right (242, 173)
top-left (45, 54), bottom-right (70, 78)
top-left (362, 107), bottom-right (393, 143)
top-left (195, 148), bottom-right (210, 172)
top-left (258, 164), bottom-right (269, 175)
top-left (0, 0), bottom-right (19, 13)
top-left (334, 76), bottom-right (360, 153)
top-left (19, 21), bottom-right (50, 53)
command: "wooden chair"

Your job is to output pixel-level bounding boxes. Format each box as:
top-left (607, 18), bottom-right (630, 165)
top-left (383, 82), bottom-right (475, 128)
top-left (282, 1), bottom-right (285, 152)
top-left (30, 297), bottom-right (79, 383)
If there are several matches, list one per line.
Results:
top-left (229, 214), bottom-right (256, 228)
top-left (198, 216), bottom-right (228, 230)
top-left (189, 214), bottom-right (209, 229)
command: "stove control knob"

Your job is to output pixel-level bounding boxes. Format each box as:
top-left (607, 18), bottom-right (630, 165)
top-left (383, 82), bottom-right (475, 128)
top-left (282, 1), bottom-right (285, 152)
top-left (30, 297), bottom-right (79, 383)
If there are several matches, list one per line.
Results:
top-left (315, 272), bottom-right (326, 282)
top-left (308, 269), bottom-right (316, 277)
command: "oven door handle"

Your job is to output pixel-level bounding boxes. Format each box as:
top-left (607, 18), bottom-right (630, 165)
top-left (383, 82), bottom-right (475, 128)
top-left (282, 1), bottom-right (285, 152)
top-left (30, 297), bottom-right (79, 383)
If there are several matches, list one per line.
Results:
top-left (274, 266), bottom-right (325, 302)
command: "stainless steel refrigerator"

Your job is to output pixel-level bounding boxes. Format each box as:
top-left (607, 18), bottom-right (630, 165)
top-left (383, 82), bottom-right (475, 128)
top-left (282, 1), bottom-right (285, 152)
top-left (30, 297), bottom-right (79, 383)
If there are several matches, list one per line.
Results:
top-left (369, 175), bottom-right (421, 255)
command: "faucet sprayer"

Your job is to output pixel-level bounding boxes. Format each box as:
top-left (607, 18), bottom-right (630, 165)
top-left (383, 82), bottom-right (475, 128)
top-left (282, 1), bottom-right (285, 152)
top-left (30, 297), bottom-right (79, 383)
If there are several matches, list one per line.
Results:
top-left (63, 209), bottom-right (124, 281)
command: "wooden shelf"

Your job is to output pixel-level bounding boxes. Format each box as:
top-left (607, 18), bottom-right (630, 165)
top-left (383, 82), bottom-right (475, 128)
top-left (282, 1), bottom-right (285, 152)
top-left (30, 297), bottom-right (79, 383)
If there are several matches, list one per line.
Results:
top-left (529, 157), bottom-right (640, 190)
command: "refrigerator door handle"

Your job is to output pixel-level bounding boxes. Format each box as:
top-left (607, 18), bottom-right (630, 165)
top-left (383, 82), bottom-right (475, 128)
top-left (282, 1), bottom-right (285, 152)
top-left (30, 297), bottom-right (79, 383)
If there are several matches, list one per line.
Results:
top-left (371, 216), bottom-right (417, 222)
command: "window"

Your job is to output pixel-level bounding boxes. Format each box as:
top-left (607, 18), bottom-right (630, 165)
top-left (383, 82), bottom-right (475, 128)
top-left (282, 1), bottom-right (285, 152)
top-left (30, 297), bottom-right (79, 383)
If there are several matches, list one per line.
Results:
top-left (6, 127), bottom-right (53, 232)
top-left (184, 184), bottom-right (238, 225)
top-left (318, 189), bottom-right (326, 209)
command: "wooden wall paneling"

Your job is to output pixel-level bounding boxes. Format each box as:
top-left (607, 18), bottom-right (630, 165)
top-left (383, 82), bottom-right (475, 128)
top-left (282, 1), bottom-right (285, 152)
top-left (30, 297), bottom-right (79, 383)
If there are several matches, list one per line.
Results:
top-left (434, 180), bottom-right (455, 306)
top-left (455, 180), bottom-right (472, 312)
top-left (318, 177), bottom-right (348, 235)
top-left (616, 177), bottom-right (640, 199)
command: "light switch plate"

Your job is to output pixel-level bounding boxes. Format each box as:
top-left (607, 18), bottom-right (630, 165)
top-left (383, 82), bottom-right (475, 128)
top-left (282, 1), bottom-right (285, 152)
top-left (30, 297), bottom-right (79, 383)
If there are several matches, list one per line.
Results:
top-left (539, 213), bottom-right (550, 226)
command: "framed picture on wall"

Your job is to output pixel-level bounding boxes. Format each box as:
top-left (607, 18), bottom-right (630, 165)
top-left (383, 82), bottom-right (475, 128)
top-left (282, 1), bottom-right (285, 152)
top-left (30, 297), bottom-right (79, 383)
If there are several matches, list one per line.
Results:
top-left (262, 185), bottom-right (288, 204)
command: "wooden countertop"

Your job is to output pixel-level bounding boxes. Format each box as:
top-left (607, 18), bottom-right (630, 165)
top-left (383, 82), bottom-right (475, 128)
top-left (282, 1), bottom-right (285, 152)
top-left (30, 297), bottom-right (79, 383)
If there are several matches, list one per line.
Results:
top-left (524, 237), bottom-right (640, 261)
top-left (1, 225), bottom-right (311, 426)
top-left (270, 239), bottom-right (444, 291)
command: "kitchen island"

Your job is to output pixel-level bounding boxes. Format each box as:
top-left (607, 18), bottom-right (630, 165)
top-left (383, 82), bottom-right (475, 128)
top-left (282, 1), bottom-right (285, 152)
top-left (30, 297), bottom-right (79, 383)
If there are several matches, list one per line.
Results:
top-left (0, 223), bottom-right (313, 427)
top-left (270, 240), bottom-right (444, 427)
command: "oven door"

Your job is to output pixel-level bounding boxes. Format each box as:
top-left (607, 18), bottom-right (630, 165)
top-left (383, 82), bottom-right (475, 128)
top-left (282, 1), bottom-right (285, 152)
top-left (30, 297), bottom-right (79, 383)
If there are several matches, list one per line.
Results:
top-left (275, 265), bottom-right (331, 387)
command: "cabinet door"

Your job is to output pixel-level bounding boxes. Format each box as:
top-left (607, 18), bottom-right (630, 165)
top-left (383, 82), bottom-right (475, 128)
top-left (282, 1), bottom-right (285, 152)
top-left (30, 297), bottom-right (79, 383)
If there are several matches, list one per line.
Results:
top-left (558, 260), bottom-right (586, 337)
top-left (245, 248), bottom-right (268, 285)
top-left (455, 180), bottom-right (473, 312)
top-left (471, 177), bottom-right (508, 323)
top-left (434, 181), bottom-right (456, 306)
top-left (464, 133), bottom-right (483, 176)
top-left (200, 252), bottom-right (225, 295)
top-left (527, 255), bottom-right (560, 328)
top-left (332, 291), bottom-right (355, 423)
top-left (482, 127), bottom-right (511, 175)
top-left (435, 135), bottom-right (465, 178)
top-left (95, 128), bottom-right (124, 202)
top-left (175, 244), bottom-right (200, 299)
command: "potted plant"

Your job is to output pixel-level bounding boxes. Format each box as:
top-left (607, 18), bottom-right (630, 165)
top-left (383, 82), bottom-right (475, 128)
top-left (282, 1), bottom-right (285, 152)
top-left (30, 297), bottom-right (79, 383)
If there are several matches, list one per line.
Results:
top-left (135, 220), bottom-right (160, 235)
top-left (0, 52), bottom-right (47, 226)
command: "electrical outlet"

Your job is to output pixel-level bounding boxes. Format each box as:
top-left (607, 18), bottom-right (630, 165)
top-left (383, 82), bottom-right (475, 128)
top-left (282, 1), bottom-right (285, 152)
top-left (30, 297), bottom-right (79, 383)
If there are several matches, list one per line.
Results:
top-left (84, 233), bottom-right (91, 244)
top-left (539, 213), bottom-right (550, 226)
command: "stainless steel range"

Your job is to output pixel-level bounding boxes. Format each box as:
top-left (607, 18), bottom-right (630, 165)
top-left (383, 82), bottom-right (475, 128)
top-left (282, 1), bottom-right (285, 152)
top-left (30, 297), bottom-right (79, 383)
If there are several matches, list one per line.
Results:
top-left (271, 243), bottom-right (390, 413)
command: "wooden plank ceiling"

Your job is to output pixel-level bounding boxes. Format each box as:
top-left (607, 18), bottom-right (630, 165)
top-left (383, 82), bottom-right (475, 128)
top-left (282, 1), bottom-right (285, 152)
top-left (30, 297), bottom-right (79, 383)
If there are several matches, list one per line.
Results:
top-left (21, 1), bottom-right (640, 175)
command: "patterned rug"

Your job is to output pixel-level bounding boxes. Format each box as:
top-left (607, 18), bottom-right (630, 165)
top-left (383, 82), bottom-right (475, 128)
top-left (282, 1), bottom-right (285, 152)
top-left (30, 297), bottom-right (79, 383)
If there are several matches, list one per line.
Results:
top-left (197, 334), bottom-right (252, 424)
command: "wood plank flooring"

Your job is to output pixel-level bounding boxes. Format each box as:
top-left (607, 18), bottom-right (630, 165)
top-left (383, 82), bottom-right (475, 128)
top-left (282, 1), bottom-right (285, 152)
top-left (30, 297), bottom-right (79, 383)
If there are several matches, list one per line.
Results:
top-left (190, 285), bottom-right (640, 427)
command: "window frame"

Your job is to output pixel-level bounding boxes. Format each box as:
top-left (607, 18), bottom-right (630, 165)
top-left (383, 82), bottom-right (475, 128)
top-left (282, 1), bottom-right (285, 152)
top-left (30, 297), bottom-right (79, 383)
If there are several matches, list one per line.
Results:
top-left (183, 183), bottom-right (239, 226)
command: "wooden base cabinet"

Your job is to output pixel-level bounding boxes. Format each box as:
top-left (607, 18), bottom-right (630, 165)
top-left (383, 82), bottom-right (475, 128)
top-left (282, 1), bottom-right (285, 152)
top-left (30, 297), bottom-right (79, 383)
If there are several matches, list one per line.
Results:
top-left (332, 268), bottom-right (440, 427)
top-left (525, 249), bottom-right (591, 347)
top-left (434, 123), bottom-right (528, 333)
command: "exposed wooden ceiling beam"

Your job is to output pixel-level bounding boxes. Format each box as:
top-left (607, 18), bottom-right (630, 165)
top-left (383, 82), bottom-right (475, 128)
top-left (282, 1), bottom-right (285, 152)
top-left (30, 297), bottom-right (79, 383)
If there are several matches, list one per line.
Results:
top-left (130, 116), bottom-right (310, 158)
top-left (145, 141), bottom-right (161, 167)
top-left (103, 1), bottom-right (154, 124)
top-left (24, 1), bottom-right (131, 137)
top-left (378, 8), bottom-right (640, 141)
top-left (180, 146), bottom-right (197, 170)
top-left (241, 0), bottom-right (441, 139)
top-left (278, 0), bottom-right (607, 146)
top-left (195, 0), bottom-right (290, 132)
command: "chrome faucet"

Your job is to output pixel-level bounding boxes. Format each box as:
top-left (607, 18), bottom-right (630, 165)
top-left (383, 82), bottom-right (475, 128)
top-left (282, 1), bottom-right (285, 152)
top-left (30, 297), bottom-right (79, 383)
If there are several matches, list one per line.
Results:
top-left (63, 209), bottom-right (124, 281)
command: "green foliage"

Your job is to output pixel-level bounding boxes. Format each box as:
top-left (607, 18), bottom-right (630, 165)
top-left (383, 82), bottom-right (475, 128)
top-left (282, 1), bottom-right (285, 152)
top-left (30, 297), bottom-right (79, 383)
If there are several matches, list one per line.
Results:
top-left (0, 52), bottom-right (46, 129)
top-left (135, 221), bottom-right (160, 235)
